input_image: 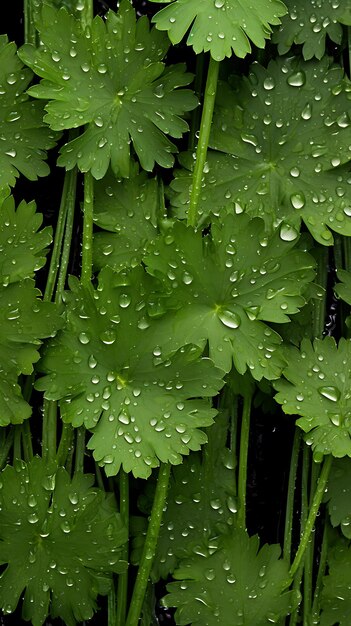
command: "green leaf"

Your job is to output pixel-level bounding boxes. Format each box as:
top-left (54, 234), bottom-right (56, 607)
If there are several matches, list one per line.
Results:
top-left (0, 35), bottom-right (56, 192)
top-left (0, 195), bottom-right (52, 285)
top-left (171, 56), bottom-right (351, 244)
top-left (274, 337), bottom-right (351, 460)
top-left (35, 267), bottom-right (224, 479)
top-left (164, 529), bottom-right (300, 625)
top-left (149, 0), bottom-right (287, 61)
top-left (132, 410), bottom-right (236, 580)
top-left (0, 457), bottom-right (127, 626)
top-left (272, 0), bottom-right (351, 60)
top-left (320, 540), bottom-right (351, 626)
top-left (324, 457), bottom-right (351, 538)
top-left (144, 213), bottom-right (316, 379)
top-left (93, 167), bottom-right (159, 271)
top-left (335, 269), bottom-right (351, 304)
top-left (0, 280), bottom-right (61, 425)
top-left (19, 1), bottom-right (197, 179)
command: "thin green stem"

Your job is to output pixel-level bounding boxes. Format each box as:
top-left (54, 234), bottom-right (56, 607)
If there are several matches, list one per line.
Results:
top-left (125, 463), bottom-right (171, 626)
top-left (24, 0), bottom-right (36, 45)
top-left (81, 172), bottom-right (94, 287)
top-left (79, 0), bottom-right (94, 30)
top-left (56, 423), bottom-right (74, 467)
top-left (22, 421), bottom-right (33, 462)
top-left (289, 455), bottom-right (332, 580)
top-left (187, 56), bottom-right (219, 228)
top-left (311, 521), bottom-right (328, 624)
top-left (237, 392), bottom-right (252, 530)
top-left (108, 581), bottom-right (117, 626)
top-left (74, 427), bottom-right (85, 474)
top-left (54, 168), bottom-right (77, 302)
top-left (116, 471), bottom-right (129, 626)
top-left (313, 246), bottom-right (328, 339)
top-left (13, 426), bottom-right (22, 462)
top-left (0, 430), bottom-right (14, 470)
top-left (303, 460), bottom-right (320, 625)
top-left (44, 175), bottom-right (69, 302)
top-left (42, 398), bottom-right (57, 463)
top-left (283, 429), bottom-right (301, 562)
top-left (188, 53), bottom-right (205, 151)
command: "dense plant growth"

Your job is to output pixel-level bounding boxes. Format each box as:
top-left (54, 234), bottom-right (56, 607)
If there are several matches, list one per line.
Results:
top-left (1, 0), bottom-right (351, 625)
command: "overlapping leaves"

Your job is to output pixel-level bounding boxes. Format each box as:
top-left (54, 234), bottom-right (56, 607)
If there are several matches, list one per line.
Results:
top-left (0, 195), bottom-right (52, 285)
top-left (0, 457), bottom-right (127, 626)
top-left (36, 267), bottom-right (224, 478)
top-left (149, 0), bottom-right (287, 60)
top-left (171, 56), bottom-right (351, 244)
top-left (165, 529), bottom-right (300, 625)
top-left (93, 166), bottom-right (159, 271)
top-left (0, 36), bottom-right (56, 194)
top-left (274, 337), bottom-right (351, 459)
top-left (144, 212), bottom-right (316, 379)
top-left (132, 411), bottom-right (236, 580)
top-left (19, 1), bottom-right (197, 179)
top-left (272, 0), bottom-right (351, 60)
top-left (320, 540), bottom-right (351, 626)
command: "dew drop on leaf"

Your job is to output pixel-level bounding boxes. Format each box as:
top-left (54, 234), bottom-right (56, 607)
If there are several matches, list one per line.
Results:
top-left (287, 71), bottom-right (306, 87)
top-left (318, 386), bottom-right (341, 402)
top-left (218, 309), bottom-right (241, 329)
top-left (279, 224), bottom-right (299, 241)
top-left (78, 331), bottom-right (90, 344)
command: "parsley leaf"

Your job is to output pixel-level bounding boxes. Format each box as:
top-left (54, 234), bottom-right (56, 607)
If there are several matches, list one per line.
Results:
top-left (144, 213), bottom-right (315, 379)
top-left (149, 0), bottom-right (287, 61)
top-left (171, 56), bottom-right (351, 244)
top-left (274, 337), bottom-right (351, 460)
top-left (0, 36), bottom-right (56, 194)
top-left (335, 269), bottom-right (351, 304)
top-left (0, 280), bottom-right (61, 425)
top-left (164, 528), bottom-right (300, 625)
top-left (0, 195), bottom-right (52, 285)
top-left (93, 166), bottom-right (159, 272)
top-left (272, 0), bottom-right (351, 60)
top-left (35, 267), bottom-right (224, 479)
top-left (320, 540), bottom-right (351, 626)
top-left (19, 1), bottom-right (197, 179)
top-left (324, 457), bottom-right (351, 538)
top-left (0, 457), bottom-right (127, 626)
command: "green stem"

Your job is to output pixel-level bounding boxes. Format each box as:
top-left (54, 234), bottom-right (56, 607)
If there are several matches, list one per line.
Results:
top-left (283, 429), bottom-right (301, 562)
top-left (0, 430), bottom-right (14, 470)
top-left (22, 421), bottom-right (33, 462)
top-left (187, 56), bottom-right (219, 228)
top-left (24, 0), bottom-right (36, 45)
top-left (74, 427), bottom-right (86, 474)
top-left (311, 521), bottom-right (328, 624)
top-left (237, 392), bottom-right (252, 530)
top-left (125, 463), bottom-right (171, 626)
top-left (303, 460), bottom-right (320, 625)
top-left (108, 581), bottom-right (117, 626)
top-left (54, 168), bottom-right (77, 302)
top-left (81, 172), bottom-right (94, 287)
top-left (42, 398), bottom-right (57, 463)
top-left (116, 471), bottom-right (129, 626)
top-left (313, 246), bottom-right (328, 339)
top-left (79, 0), bottom-right (94, 30)
top-left (289, 455), bottom-right (332, 580)
top-left (13, 426), bottom-right (22, 462)
top-left (188, 53), bottom-right (205, 151)
top-left (56, 423), bottom-right (74, 467)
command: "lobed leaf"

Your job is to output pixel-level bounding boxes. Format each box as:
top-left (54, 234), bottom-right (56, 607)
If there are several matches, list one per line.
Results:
top-left (272, 0), bottom-right (351, 60)
top-left (93, 167), bottom-right (159, 271)
top-left (35, 267), bottom-right (224, 479)
top-left (320, 540), bottom-right (351, 626)
top-left (144, 212), bottom-right (316, 379)
top-left (274, 337), bottom-right (351, 460)
top-left (0, 35), bottom-right (56, 193)
top-left (164, 529), bottom-right (300, 625)
top-left (0, 457), bottom-right (127, 626)
top-left (19, 1), bottom-right (197, 179)
top-left (149, 0), bottom-right (287, 61)
top-left (171, 56), bottom-right (351, 245)
top-left (0, 280), bottom-right (61, 425)
top-left (0, 195), bottom-right (52, 285)
top-left (324, 457), bottom-right (351, 538)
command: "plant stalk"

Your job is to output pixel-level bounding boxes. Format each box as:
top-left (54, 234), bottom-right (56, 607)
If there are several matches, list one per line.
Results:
top-left (187, 56), bottom-right (219, 228)
top-left (283, 429), bottom-right (301, 562)
top-left (125, 463), bottom-right (171, 626)
top-left (116, 471), bottom-right (129, 626)
top-left (81, 171), bottom-right (94, 287)
top-left (289, 455), bottom-right (332, 580)
top-left (237, 392), bottom-right (252, 530)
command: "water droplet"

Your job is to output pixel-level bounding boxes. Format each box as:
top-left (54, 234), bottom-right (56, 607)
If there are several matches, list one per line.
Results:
top-left (119, 293), bottom-right (131, 308)
top-left (279, 224), bottom-right (299, 241)
top-left (290, 193), bottom-right (305, 209)
top-left (318, 386), bottom-right (340, 402)
top-left (218, 309), bottom-right (241, 329)
top-left (263, 77), bottom-right (275, 90)
top-left (301, 103), bottom-right (312, 120)
top-left (287, 71), bottom-right (306, 87)
top-left (78, 332), bottom-right (90, 344)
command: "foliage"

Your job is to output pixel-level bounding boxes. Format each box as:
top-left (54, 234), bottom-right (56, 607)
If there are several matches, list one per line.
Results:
top-left (0, 457), bottom-right (127, 626)
top-left (165, 528), bottom-right (300, 625)
top-left (325, 457), bottom-right (351, 538)
top-left (19, 0), bottom-right (197, 178)
top-left (320, 539), bottom-right (351, 626)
